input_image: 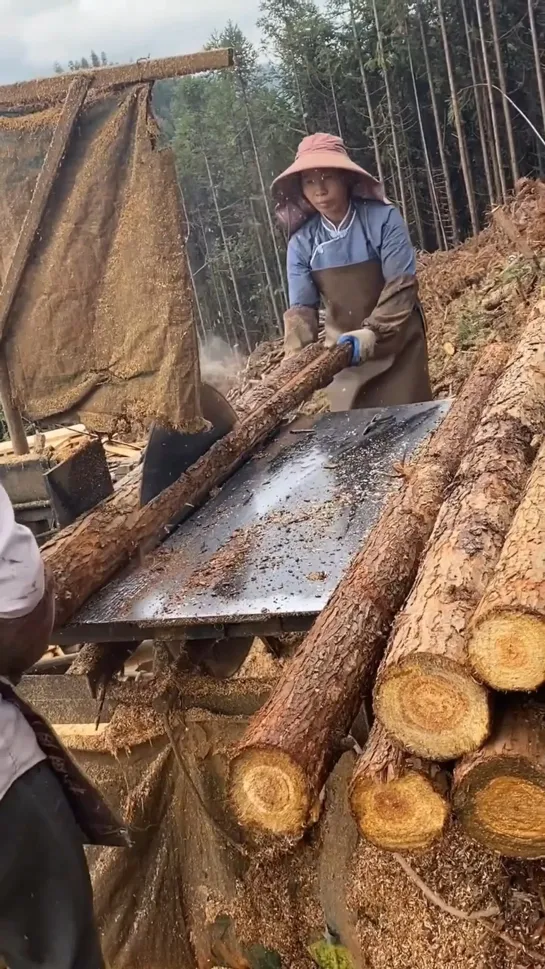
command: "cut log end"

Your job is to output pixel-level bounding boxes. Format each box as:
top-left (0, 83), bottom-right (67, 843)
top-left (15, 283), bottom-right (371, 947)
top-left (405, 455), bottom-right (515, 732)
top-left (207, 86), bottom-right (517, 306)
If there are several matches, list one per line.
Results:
top-left (375, 655), bottom-right (490, 761)
top-left (230, 748), bottom-right (310, 836)
top-left (469, 612), bottom-right (545, 691)
top-left (350, 771), bottom-right (448, 852)
top-left (454, 759), bottom-right (545, 859)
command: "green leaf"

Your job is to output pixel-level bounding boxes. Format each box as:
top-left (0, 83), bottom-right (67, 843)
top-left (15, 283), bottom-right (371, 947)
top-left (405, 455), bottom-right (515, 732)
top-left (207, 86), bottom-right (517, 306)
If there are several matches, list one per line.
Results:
top-left (308, 940), bottom-right (356, 969)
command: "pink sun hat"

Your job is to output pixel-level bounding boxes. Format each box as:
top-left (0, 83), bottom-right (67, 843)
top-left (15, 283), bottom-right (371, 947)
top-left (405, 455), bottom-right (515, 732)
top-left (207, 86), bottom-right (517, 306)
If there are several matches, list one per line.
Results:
top-left (271, 132), bottom-right (388, 235)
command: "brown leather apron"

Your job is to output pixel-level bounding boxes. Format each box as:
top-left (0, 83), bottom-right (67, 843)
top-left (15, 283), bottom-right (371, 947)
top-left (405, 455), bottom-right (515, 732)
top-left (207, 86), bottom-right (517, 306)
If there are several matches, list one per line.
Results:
top-left (312, 261), bottom-right (432, 410)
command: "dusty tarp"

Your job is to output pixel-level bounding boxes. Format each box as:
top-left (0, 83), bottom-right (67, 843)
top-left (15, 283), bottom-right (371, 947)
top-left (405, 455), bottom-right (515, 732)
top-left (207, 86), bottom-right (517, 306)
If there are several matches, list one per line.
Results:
top-left (0, 87), bottom-right (204, 436)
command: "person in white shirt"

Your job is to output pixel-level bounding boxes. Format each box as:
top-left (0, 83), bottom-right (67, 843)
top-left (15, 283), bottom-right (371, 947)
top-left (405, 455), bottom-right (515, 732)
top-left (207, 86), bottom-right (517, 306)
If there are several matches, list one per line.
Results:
top-left (0, 483), bottom-right (105, 969)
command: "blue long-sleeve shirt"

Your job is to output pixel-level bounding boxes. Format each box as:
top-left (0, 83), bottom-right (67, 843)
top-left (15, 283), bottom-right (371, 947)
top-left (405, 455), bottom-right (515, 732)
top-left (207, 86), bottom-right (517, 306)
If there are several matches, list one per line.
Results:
top-left (287, 199), bottom-right (416, 308)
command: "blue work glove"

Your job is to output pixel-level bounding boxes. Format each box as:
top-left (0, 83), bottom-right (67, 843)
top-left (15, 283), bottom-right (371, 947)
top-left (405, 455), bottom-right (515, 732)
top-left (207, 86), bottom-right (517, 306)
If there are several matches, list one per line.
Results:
top-left (337, 328), bottom-right (376, 366)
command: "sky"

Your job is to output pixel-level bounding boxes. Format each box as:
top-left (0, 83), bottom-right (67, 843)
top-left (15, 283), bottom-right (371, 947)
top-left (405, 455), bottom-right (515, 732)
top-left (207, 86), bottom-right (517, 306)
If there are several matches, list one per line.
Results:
top-left (0, 0), bottom-right (261, 84)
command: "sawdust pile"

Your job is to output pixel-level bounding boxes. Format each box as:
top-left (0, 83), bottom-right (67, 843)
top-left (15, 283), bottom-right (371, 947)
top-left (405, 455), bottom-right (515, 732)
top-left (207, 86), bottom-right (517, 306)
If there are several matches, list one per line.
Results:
top-left (421, 178), bottom-right (545, 395)
top-left (62, 691), bottom-right (545, 969)
top-left (0, 86), bottom-right (204, 438)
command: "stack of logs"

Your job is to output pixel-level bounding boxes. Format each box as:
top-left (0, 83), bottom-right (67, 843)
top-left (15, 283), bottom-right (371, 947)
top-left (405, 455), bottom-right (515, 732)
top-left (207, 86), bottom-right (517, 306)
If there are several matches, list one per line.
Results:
top-left (230, 301), bottom-right (545, 860)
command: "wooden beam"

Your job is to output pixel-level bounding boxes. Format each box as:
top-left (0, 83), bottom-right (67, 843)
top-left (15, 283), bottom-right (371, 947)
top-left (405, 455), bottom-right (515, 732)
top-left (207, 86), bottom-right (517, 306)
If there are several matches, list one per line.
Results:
top-left (18, 674), bottom-right (114, 724)
top-left (0, 49), bottom-right (234, 112)
top-left (0, 76), bottom-right (91, 454)
top-left (18, 672), bottom-right (273, 722)
top-left (0, 357), bottom-right (29, 454)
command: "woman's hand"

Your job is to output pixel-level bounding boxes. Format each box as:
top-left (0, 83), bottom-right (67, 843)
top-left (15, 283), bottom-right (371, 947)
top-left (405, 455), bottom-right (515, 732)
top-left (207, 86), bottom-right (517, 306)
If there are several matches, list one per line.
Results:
top-left (337, 327), bottom-right (377, 366)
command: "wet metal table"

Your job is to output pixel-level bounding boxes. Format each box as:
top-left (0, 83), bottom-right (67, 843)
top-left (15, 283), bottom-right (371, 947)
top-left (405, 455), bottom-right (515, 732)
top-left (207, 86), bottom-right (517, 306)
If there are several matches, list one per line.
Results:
top-left (56, 400), bottom-right (450, 646)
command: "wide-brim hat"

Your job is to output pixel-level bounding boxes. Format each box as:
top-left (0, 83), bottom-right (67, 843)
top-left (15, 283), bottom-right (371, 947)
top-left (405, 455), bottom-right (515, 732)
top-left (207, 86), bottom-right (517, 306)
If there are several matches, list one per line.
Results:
top-left (271, 133), bottom-right (387, 235)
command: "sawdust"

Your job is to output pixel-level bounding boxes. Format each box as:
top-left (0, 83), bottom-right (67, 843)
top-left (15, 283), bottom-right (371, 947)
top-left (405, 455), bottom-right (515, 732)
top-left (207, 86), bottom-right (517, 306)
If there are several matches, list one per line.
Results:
top-left (0, 105), bottom-right (63, 130)
top-left (349, 823), bottom-right (545, 968)
top-left (64, 701), bottom-right (164, 754)
top-left (234, 638), bottom-right (281, 680)
top-left (52, 433), bottom-right (93, 465)
top-left (158, 496), bottom-right (350, 599)
top-left (184, 527), bottom-right (252, 593)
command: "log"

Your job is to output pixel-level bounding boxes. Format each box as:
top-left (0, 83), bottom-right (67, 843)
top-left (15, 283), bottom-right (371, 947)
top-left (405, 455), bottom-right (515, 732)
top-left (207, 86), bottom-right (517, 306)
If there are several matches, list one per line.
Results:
top-left (349, 722), bottom-right (450, 852)
top-left (468, 438), bottom-right (545, 690)
top-left (453, 700), bottom-right (545, 859)
top-left (229, 344), bottom-right (510, 837)
top-left (374, 309), bottom-right (545, 761)
top-left (232, 341), bottom-right (324, 416)
top-left (44, 342), bottom-right (352, 628)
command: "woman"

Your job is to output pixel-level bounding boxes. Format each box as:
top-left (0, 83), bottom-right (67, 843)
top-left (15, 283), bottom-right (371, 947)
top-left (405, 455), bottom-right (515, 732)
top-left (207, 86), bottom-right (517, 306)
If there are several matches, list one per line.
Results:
top-left (272, 133), bottom-right (432, 410)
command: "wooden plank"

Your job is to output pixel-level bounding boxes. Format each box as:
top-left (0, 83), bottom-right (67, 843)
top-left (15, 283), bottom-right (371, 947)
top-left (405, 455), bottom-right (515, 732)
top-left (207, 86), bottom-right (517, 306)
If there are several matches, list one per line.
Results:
top-left (18, 675), bottom-right (113, 724)
top-left (18, 672), bottom-right (273, 722)
top-left (0, 425), bottom-right (86, 456)
top-left (0, 426), bottom-right (144, 459)
top-left (0, 49), bottom-right (234, 112)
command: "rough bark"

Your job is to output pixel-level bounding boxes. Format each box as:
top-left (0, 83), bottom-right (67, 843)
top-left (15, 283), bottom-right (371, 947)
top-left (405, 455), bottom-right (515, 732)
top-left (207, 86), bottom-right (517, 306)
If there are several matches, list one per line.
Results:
top-left (374, 309), bottom-right (545, 761)
top-left (468, 438), bottom-right (545, 690)
top-left (349, 722), bottom-right (450, 852)
top-left (453, 699), bottom-right (545, 859)
top-left (44, 342), bottom-right (351, 628)
top-left (229, 344), bottom-right (509, 838)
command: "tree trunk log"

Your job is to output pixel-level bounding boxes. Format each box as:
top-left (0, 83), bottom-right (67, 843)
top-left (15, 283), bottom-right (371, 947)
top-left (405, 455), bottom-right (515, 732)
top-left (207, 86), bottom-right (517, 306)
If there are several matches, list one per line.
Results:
top-left (349, 721), bottom-right (449, 852)
top-left (374, 310), bottom-right (545, 761)
top-left (44, 342), bottom-right (351, 628)
top-left (453, 699), bottom-right (545, 859)
top-left (231, 341), bottom-right (324, 417)
top-left (229, 344), bottom-right (509, 838)
top-left (468, 439), bottom-right (545, 690)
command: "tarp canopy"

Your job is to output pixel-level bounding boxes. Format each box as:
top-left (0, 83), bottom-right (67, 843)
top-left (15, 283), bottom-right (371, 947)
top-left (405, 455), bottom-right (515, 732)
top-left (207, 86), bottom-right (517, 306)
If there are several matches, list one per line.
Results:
top-left (0, 86), bottom-right (204, 437)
